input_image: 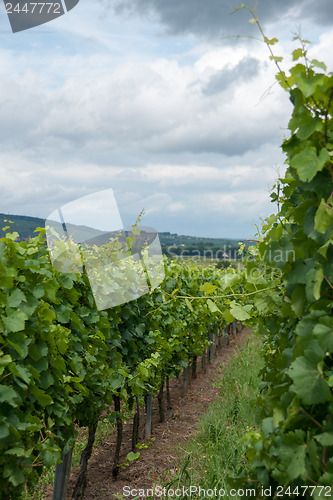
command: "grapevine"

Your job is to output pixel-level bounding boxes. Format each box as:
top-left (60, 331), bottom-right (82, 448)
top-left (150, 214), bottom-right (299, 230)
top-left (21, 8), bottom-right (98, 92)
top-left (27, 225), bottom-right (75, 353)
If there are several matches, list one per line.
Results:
top-left (0, 226), bottom-right (234, 498)
top-left (225, 6), bottom-right (333, 495)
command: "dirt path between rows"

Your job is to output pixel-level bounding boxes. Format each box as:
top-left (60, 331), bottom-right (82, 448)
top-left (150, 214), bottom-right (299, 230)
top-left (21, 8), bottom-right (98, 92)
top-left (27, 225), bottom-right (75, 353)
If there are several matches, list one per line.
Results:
top-left (64, 327), bottom-right (252, 499)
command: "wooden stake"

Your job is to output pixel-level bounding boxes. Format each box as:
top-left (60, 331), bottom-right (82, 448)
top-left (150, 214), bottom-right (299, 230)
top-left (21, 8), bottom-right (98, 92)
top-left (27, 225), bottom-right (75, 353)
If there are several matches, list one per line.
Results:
top-left (145, 391), bottom-right (153, 439)
top-left (132, 396), bottom-right (140, 451)
top-left (52, 447), bottom-right (73, 500)
top-left (209, 332), bottom-right (214, 362)
top-left (112, 393), bottom-right (123, 479)
top-left (182, 367), bottom-right (188, 396)
top-left (72, 420), bottom-right (98, 499)
top-left (166, 376), bottom-right (172, 410)
top-left (158, 379), bottom-right (165, 423)
top-left (191, 356), bottom-right (197, 380)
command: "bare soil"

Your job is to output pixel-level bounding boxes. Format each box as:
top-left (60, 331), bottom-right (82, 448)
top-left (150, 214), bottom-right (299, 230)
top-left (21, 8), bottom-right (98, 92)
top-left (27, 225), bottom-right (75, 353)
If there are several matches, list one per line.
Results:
top-left (63, 327), bottom-right (252, 499)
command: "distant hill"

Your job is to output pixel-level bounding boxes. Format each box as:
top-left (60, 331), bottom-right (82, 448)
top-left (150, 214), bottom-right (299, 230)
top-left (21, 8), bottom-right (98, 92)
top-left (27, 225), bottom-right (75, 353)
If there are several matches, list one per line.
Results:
top-left (0, 213), bottom-right (244, 259)
top-left (0, 213), bottom-right (45, 240)
top-left (158, 231), bottom-right (239, 247)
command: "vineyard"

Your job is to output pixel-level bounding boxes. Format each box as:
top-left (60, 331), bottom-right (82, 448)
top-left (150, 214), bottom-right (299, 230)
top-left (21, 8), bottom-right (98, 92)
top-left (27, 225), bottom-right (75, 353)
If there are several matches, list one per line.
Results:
top-left (0, 227), bottom-right (248, 499)
top-left (1, 7), bottom-right (333, 500)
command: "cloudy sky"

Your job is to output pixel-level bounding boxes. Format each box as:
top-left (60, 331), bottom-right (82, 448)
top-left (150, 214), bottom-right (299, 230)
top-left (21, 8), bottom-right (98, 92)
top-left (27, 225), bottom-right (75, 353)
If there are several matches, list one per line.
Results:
top-left (0, 0), bottom-right (333, 238)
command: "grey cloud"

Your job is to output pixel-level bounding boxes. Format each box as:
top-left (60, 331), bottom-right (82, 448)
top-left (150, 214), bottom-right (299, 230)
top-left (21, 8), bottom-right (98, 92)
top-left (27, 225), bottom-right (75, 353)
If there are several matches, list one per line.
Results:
top-left (203, 57), bottom-right (260, 96)
top-left (303, 0), bottom-right (333, 27)
top-left (145, 126), bottom-right (281, 157)
top-left (0, 69), bottom-right (286, 171)
top-left (103, 0), bottom-right (333, 40)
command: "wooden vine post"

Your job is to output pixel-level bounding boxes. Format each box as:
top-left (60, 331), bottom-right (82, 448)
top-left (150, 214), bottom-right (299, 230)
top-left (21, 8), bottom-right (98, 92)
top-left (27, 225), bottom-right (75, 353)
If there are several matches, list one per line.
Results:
top-left (224, 325), bottom-right (229, 346)
top-left (158, 378), bottom-right (165, 423)
top-left (112, 391), bottom-right (123, 479)
top-left (52, 448), bottom-right (73, 500)
top-left (191, 355), bottom-right (197, 379)
top-left (201, 349), bottom-right (207, 373)
top-left (72, 420), bottom-right (99, 500)
top-left (132, 396), bottom-right (140, 451)
top-left (209, 332), bottom-right (214, 362)
top-left (145, 390), bottom-right (153, 439)
top-left (166, 376), bottom-right (172, 410)
top-left (182, 366), bottom-right (188, 396)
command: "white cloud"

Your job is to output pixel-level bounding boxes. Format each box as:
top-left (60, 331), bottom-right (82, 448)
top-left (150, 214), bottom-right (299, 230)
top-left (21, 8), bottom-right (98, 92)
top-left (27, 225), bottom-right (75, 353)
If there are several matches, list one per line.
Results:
top-left (307, 29), bottom-right (333, 69)
top-left (0, 1), bottom-right (330, 238)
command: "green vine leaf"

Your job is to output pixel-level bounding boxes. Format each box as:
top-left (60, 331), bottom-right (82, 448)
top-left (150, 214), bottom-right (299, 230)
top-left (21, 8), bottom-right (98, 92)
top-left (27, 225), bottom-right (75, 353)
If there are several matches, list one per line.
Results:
top-left (291, 147), bottom-right (330, 182)
top-left (313, 268), bottom-right (324, 300)
top-left (2, 311), bottom-right (28, 333)
top-left (185, 298), bottom-right (193, 312)
top-left (314, 199), bottom-right (333, 234)
top-left (292, 48), bottom-right (304, 60)
top-left (0, 384), bottom-right (20, 406)
top-left (269, 55), bottom-right (283, 63)
top-left (310, 59), bottom-right (327, 71)
top-left (200, 282), bottom-right (217, 294)
top-left (314, 432), bottom-right (333, 446)
top-left (230, 303), bottom-right (251, 321)
top-left (126, 451), bottom-right (140, 462)
top-left (207, 299), bottom-right (221, 314)
top-left (287, 357), bottom-right (333, 404)
top-left (294, 72), bottom-right (326, 98)
top-left (264, 37), bottom-right (278, 46)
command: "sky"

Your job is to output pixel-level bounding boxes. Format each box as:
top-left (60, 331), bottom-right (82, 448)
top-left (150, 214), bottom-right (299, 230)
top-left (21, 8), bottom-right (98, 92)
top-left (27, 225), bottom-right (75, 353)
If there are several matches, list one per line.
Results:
top-left (0, 0), bottom-right (333, 239)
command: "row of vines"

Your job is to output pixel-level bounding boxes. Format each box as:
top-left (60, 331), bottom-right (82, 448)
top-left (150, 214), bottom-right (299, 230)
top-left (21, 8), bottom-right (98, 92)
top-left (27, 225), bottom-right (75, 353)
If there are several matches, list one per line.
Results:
top-left (0, 227), bottom-right (246, 499)
top-left (222, 6), bottom-right (333, 497)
